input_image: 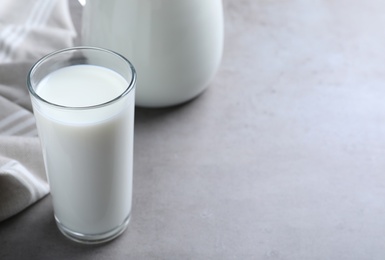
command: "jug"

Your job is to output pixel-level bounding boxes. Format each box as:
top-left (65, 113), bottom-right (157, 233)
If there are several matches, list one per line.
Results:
top-left (82, 0), bottom-right (224, 107)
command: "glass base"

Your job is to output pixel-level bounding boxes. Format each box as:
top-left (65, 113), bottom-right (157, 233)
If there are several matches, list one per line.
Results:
top-left (55, 215), bottom-right (131, 244)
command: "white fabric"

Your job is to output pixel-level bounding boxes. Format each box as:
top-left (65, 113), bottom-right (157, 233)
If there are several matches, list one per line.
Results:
top-left (0, 0), bottom-right (76, 222)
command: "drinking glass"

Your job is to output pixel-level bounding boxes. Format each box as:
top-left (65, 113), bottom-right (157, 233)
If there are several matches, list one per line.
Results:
top-left (27, 47), bottom-right (136, 244)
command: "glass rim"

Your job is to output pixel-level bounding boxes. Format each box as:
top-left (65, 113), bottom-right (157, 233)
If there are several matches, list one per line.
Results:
top-left (27, 46), bottom-right (137, 110)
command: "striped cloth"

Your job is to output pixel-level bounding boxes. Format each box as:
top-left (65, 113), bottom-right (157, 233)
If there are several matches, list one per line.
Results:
top-left (0, 0), bottom-right (76, 222)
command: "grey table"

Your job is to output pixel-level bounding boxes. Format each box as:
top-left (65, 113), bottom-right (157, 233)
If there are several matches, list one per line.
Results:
top-left (2, 0), bottom-right (385, 259)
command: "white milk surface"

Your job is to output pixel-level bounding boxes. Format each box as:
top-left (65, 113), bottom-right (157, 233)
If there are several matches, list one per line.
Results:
top-left (33, 65), bottom-right (134, 235)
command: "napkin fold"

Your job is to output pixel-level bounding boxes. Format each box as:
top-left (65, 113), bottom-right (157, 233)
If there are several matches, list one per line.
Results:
top-left (0, 136), bottom-right (49, 222)
top-left (0, 0), bottom-right (77, 222)
top-left (0, 0), bottom-right (76, 63)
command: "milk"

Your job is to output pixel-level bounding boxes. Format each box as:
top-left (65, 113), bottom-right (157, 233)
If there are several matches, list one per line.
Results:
top-left (83, 0), bottom-right (224, 107)
top-left (31, 65), bottom-right (135, 236)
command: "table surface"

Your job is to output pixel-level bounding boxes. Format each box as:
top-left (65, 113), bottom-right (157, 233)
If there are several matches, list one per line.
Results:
top-left (2, 0), bottom-right (385, 259)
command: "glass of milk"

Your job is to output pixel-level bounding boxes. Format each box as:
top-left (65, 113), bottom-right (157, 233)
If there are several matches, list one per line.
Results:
top-left (27, 47), bottom-right (136, 244)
